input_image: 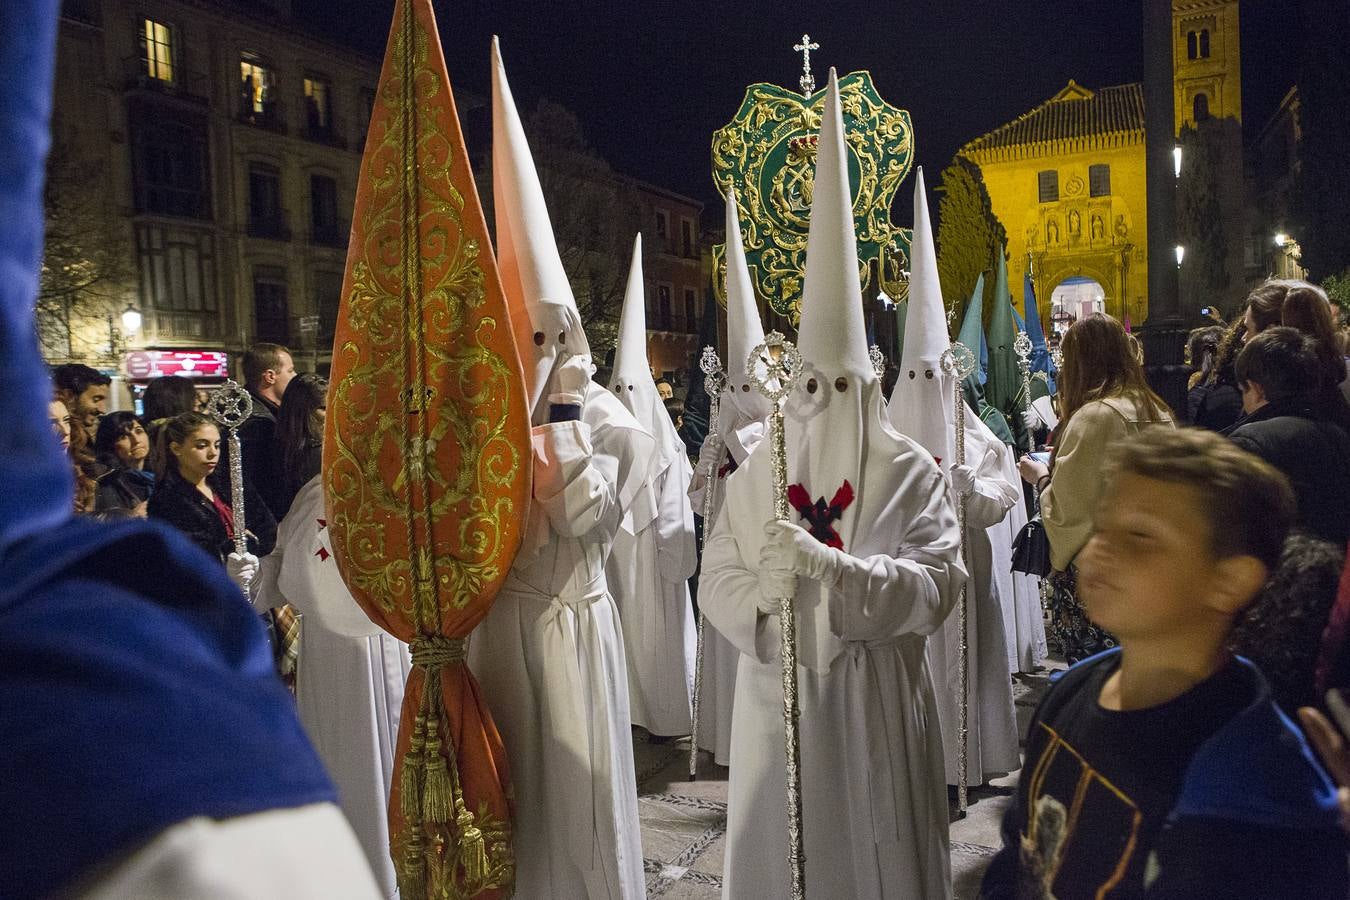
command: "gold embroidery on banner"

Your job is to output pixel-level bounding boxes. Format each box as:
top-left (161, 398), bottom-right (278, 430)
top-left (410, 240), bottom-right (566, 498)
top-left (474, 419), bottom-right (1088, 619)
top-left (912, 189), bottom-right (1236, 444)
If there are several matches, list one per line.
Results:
top-left (710, 72), bottom-right (915, 323)
top-left (323, 2), bottom-right (516, 896)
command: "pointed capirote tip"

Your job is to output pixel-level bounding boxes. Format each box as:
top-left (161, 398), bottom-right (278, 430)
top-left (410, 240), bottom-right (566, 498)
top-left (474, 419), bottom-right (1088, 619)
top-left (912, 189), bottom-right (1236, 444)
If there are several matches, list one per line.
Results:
top-left (632, 232), bottom-right (642, 255)
top-left (725, 184), bottom-right (738, 205)
top-left (827, 67), bottom-right (839, 88)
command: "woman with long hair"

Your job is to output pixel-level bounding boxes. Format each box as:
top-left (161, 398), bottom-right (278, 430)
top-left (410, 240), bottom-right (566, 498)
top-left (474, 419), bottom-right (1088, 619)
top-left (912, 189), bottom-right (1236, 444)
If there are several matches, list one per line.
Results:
top-left (273, 373), bottom-right (327, 520)
top-left (48, 398), bottom-right (94, 514)
top-left (141, 375), bottom-right (200, 475)
top-left (1017, 313), bottom-right (1175, 661)
top-left (1184, 325), bottom-right (1224, 423)
top-left (1202, 280), bottom-right (1350, 432)
top-left (147, 412), bottom-right (274, 587)
top-left (92, 411), bottom-right (153, 516)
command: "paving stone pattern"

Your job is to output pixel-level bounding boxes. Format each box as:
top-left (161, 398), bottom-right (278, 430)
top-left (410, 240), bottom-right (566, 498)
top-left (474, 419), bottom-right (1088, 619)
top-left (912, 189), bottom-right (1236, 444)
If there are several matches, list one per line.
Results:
top-left (632, 670), bottom-right (1054, 898)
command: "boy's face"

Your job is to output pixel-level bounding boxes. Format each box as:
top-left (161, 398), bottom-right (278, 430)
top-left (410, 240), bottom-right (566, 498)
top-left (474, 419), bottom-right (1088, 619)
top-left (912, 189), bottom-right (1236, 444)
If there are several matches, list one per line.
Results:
top-left (1077, 473), bottom-right (1225, 640)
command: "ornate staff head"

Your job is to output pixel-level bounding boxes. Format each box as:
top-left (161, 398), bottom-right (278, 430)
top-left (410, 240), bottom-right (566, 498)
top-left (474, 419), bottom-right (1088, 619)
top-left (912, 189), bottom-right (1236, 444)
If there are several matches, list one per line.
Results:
top-left (1014, 331), bottom-right (1033, 377)
top-left (940, 342), bottom-right (977, 382)
top-left (205, 379), bottom-right (253, 431)
top-left (747, 330), bottom-right (802, 406)
top-left (868, 344), bottom-right (886, 381)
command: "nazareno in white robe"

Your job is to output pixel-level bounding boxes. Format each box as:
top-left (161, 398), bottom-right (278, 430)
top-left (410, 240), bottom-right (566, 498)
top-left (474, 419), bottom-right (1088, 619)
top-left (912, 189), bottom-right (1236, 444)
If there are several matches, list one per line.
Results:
top-left (608, 434), bottom-right (698, 737)
top-left (688, 416), bottom-right (765, 765)
top-left (254, 476), bottom-right (410, 898)
top-left (989, 441), bottom-right (1048, 673)
top-left (468, 381), bottom-right (651, 900)
top-left (701, 401), bottom-right (965, 900)
top-left (927, 411), bottom-right (1022, 787)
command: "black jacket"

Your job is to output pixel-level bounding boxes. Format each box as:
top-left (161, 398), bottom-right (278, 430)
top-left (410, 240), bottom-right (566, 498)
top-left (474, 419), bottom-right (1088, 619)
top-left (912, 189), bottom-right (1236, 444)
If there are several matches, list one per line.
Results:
top-left (147, 469), bottom-right (276, 563)
top-left (982, 650), bottom-right (1348, 899)
top-left (1227, 399), bottom-right (1350, 545)
top-left (234, 392), bottom-right (287, 524)
top-left (1191, 377), bottom-right (1243, 432)
top-left (92, 464), bottom-right (153, 517)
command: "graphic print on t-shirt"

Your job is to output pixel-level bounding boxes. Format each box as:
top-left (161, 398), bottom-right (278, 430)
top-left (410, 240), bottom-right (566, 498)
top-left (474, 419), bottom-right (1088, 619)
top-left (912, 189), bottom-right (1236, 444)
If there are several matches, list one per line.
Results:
top-left (1017, 723), bottom-right (1144, 899)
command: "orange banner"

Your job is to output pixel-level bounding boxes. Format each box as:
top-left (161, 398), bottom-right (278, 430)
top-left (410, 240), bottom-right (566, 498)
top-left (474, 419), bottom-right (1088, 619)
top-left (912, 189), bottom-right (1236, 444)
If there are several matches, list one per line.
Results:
top-left (322, 1), bottom-right (530, 896)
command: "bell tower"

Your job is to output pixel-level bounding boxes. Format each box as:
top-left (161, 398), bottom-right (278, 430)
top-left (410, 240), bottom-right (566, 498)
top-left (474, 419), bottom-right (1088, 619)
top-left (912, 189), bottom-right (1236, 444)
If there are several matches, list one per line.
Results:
top-left (1172, 0), bottom-right (1242, 133)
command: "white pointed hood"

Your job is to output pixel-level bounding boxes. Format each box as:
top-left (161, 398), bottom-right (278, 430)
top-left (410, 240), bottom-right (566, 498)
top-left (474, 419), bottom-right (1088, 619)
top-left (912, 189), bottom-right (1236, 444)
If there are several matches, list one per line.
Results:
top-left (610, 234), bottom-right (682, 474)
top-left (783, 70), bottom-right (892, 551)
top-left (719, 188), bottom-right (771, 461)
top-left (779, 73), bottom-right (955, 673)
top-left (888, 166), bottom-right (956, 470)
top-left (492, 37), bottom-right (590, 420)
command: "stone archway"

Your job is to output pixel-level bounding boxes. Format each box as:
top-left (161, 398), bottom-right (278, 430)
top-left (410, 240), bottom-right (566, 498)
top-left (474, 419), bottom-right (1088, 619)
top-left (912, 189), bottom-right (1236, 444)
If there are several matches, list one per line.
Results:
top-left (1047, 276), bottom-right (1107, 340)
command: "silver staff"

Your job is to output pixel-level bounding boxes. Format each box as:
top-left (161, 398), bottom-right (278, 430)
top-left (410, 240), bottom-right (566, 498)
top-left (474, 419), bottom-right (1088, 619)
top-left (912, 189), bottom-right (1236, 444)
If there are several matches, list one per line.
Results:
top-left (941, 343), bottom-right (978, 815)
top-left (690, 345), bottom-right (727, 782)
top-left (205, 379), bottom-right (254, 594)
top-left (748, 330), bottom-right (805, 899)
top-left (1015, 331), bottom-right (1035, 435)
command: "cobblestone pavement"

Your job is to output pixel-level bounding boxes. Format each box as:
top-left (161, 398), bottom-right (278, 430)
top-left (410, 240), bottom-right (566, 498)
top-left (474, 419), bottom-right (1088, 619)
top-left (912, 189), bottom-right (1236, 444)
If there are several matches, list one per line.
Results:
top-left (633, 671), bottom-right (1053, 898)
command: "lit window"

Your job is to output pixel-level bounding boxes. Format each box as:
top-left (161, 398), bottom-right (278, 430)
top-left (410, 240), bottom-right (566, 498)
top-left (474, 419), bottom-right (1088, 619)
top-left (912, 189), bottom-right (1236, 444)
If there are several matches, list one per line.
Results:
top-left (141, 18), bottom-right (174, 83)
top-left (240, 57), bottom-right (275, 115)
top-left (304, 76), bottom-right (331, 131)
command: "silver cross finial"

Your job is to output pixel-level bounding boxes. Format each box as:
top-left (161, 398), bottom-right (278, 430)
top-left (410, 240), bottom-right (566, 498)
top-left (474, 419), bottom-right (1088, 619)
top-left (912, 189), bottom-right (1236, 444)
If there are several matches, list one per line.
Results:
top-left (793, 33), bottom-right (820, 98)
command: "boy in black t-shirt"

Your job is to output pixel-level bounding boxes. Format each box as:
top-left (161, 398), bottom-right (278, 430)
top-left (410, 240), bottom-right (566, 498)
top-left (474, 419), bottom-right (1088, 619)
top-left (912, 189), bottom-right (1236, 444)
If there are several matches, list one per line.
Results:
top-left (982, 427), bottom-right (1348, 899)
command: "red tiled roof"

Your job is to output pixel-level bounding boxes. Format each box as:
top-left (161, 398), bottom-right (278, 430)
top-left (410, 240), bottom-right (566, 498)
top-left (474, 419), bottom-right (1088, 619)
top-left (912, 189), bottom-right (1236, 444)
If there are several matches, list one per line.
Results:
top-left (962, 81), bottom-right (1145, 156)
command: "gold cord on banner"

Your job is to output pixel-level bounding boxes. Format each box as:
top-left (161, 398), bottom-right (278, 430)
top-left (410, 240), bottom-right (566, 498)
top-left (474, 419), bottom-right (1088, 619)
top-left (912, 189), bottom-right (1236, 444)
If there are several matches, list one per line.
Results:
top-left (397, 636), bottom-right (513, 900)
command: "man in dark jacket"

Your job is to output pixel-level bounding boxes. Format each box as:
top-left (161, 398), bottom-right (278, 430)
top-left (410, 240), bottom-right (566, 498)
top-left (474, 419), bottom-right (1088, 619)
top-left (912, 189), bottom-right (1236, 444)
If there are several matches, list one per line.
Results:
top-left (1226, 327), bottom-right (1350, 545)
top-left (236, 342), bottom-right (295, 521)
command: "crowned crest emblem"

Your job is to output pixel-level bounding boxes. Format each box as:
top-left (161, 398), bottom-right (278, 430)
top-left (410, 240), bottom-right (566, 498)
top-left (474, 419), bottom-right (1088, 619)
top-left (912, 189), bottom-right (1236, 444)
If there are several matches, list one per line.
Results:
top-left (711, 70), bottom-right (914, 324)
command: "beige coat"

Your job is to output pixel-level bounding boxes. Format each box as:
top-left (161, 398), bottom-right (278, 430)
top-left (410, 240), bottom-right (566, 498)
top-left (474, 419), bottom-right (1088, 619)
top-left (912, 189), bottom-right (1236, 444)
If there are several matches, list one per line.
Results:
top-left (1042, 395), bottom-right (1175, 571)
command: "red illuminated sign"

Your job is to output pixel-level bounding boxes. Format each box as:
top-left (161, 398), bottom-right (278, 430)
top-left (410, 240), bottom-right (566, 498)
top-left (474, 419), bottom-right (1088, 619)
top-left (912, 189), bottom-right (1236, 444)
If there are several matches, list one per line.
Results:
top-left (123, 350), bottom-right (230, 381)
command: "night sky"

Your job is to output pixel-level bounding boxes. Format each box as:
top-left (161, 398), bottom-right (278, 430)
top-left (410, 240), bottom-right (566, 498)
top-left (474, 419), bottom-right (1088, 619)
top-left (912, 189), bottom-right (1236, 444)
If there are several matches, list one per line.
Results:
top-left (296, 0), bottom-right (1297, 227)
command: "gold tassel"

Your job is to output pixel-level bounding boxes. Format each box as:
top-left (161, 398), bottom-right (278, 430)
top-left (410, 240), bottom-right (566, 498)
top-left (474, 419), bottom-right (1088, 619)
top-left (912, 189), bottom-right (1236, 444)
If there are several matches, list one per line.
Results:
top-left (402, 710), bottom-right (427, 821)
top-left (457, 802), bottom-right (489, 888)
top-left (422, 716), bottom-right (453, 824)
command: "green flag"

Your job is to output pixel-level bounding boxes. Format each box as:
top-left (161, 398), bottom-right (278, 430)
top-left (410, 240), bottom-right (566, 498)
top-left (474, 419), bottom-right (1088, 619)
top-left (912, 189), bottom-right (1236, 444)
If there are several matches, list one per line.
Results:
top-left (986, 250), bottom-right (1029, 451)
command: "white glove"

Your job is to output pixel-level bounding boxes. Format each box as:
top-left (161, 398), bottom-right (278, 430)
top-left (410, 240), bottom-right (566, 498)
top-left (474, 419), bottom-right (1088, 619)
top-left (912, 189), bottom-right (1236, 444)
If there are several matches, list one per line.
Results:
top-left (756, 565), bottom-right (796, 615)
top-left (950, 464), bottom-right (976, 497)
top-left (547, 354), bottom-right (592, 406)
top-left (697, 435), bottom-right (724, 476)
top-left (762, 520), bottom-right (843, 585)
top-left (1022, 408), bottom-right (1041, 430)
top-left (226, 551), bottom-right (259, 591)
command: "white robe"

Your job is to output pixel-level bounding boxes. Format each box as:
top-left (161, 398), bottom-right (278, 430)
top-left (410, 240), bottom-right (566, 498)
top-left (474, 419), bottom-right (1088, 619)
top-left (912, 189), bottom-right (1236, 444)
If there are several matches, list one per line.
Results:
top-left (989, 443), bottom-right (1048, 673)
top-left (468, 383), bottom-right (649, 900)
top-left (255, 478), bottom-right (410, 898)
top-left (78, 804), bottom-right (382, 899)
top-left (610, 448), bottom-right (698, 737)
top-left (927, 436), bottom-right (1021, 787)
top-left (701, 434), bottom-right (963, 900)
top-left (688, 418), bottom-right (764, 765)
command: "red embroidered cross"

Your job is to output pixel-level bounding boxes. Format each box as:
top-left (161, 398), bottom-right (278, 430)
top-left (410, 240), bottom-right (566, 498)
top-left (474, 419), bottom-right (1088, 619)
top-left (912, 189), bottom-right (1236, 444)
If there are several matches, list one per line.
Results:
top-left (786, 480), bottom-right (854, 550)
top-left (717, 450), bottom-right (738, 479)
top-left (315, 546), bottom-right (331, 562)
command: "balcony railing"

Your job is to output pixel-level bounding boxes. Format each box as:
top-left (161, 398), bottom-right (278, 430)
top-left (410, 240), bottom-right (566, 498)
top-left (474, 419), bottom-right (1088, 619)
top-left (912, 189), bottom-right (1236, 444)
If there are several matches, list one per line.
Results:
top-left (247, 210), bottom-right (292, 241)
top-left (122, 56), bottom-right (209, 104)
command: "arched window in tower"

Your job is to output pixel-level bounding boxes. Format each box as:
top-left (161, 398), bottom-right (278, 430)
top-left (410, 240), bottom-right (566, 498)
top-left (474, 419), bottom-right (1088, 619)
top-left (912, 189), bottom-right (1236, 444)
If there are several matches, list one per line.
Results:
top-left (1193, 93), bottom-right (1210, 122)
top-left (1199, 29), bottom-right (1211, 58)
top-left (1187, 30), bottom-right (1198, 60)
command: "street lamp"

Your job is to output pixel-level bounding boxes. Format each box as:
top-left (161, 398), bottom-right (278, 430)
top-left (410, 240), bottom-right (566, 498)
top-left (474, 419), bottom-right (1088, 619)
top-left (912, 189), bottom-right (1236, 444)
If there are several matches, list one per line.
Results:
top-left (120, 303), bottom-right (142, 335)
top-left (1175, 245), bottom-right (1185, 267)
top-left (1274, 233), bottom-right (1290, 248)
top-left (1173, 145), bottom-right (1183, 178)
